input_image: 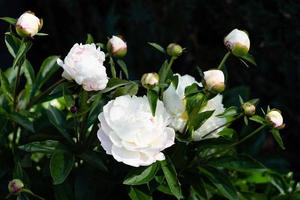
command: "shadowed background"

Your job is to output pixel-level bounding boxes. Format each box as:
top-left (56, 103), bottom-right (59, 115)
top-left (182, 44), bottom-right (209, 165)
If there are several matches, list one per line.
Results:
top-left (1, 0), bottom-right (299, 184)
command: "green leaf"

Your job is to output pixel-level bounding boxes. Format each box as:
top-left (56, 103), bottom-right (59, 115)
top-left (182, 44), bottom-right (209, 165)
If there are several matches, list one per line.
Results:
top-left (18, 140), bottom-right (60, 153)
top-left (35, 32), bottom-right (48, 36)
top-left (117, 59), bottom-right (129, 79)
top-left (241, 53), bottom-right (257, 66)
top-left (78, 151), bottom-right (107, 172)
top-left (12, 40), bottom-right (32, 68)
top-left (50, 151), bottom-right (75, 185)
top-left (271, 129), bottom-right (285, 149)
top-left (86, 33), bottom-right (94, 44)
top-left (0, 70), bottom-right (13, 102)
top-left (158, 60), bottom-right (172, 85)
top-left (123, 162), bottom-right (159, 185)
top-left (148, 42), bottom-right (165, 54)
top-left (249, 115), bottom-right (265, 125)
top-left (32, 56), bottom-right (60, 97)
top-left (128, 187), bottom-right (153, 200)
top-left (217, 106), bottom-right (238, 118)
top-left (100, 78), bottom-right (129, 93)
top-left (8, 112), bottom-right (34, 132)
top-left (5, 33), bottom-right (21, 57)
top-left (160, 158), bottom-right (183, 199)
top-left (113, 82), bottom-right (139, 97)
top-left (188, 110), bottom-right (214, 131)
top-left (147, 90), bottom-right (158, 116)
top-left (209, 155), bottom-right (266, 173)
top-left (46, 106), bottom-right (73, 144)
top-left (63, 86), bottom-right (74, 108)
top-left (198, 166), bottom-right (238, 200)
top-left (22, 60), bottom-right (35, 85)
top-left (185, 83), bottom-right (200, 97)
top-left (218, 128), bottom-right (236, 138)
top-left (0, 17), bottom-right (17, 24)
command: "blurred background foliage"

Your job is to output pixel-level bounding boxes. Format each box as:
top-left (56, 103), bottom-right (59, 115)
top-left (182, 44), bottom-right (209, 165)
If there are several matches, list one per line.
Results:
top-left (1, 0), bottom-right (299, 187)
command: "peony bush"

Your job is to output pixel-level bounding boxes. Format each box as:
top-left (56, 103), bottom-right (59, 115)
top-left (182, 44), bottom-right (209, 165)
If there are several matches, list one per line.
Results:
top-left (0, 12), bottom-right (299, 199)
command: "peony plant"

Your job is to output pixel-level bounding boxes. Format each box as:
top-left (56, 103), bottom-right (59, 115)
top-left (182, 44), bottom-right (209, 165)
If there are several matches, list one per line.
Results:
top-left (0, 12), bottom-right (299, 200)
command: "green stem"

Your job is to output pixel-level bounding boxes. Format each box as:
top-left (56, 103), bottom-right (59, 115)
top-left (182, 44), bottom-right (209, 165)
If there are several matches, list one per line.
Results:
top-left (22, 189), bottom-right (45, 200)
top-left (79, 89), bottom-right (89, 143)
top-left (27, 79), bottom-right (64, 108)
top-left (109, 56), bottom-right (116, 78)
top-left (166, 56), bottom-right (175, 75)
top-left (217, 51), bottom-right (231, 70)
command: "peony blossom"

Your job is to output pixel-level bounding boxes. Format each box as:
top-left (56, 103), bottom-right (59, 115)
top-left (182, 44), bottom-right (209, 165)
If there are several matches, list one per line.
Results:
top-left (163, 74), bottom-right (226, 140)
top-left (107, 36), bottom-right (127, 58)
top-left (97, 95), bottom-right (175, 167)
top-left (16, 11), bottom-right (42, 37)
top-left (57, 43), bottom-right (108, 91)
top-left (224, 29), bottom-right (250, 57)
top-left (266, 110), bottom-right (284, 128)
top-left (203, 69), bottom-right (225, 93)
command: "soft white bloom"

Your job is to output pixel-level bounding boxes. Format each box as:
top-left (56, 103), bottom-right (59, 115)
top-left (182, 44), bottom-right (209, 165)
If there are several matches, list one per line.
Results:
top-left (203, 70), bottom-right (225, 93)
top-left (163, 74), bottom-right (226, 140)
top-left (107, 36), bottom-right (127, 57)
top-left (57, 43), bottom-right (108, 91)
top-left (97, 95), bottom-right (175, 167)
top-left (266, 110), bottom-right (284, 128)
top-left (224, 29), bottom-right (250, 56)
top-left (16, 12), bottom-right (42, 37)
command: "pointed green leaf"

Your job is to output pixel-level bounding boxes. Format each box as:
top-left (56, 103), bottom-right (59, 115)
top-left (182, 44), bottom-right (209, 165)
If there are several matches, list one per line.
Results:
top-left (271, 129), bottom-right (285, 149)
top-left (123, 162), bottom-right (159, 185)
top-left (241, 53), bottom-right (257, 66)
top-left (50, 151), bottom-right (74, 185)
top-left (147, 90), bottom-right (158, 116)
top-left (148, 42), bottom-right (165, 54)
top-left (0, 70), bottom-right (13, 102)
top-left (128, 187), bottom-right (153, 200)
top-left (0, 17), bottom-right (17, 25)
top-left (117, 59), bottom-right (129, 79)
top-left (160, 158), bottom-right (183, 199)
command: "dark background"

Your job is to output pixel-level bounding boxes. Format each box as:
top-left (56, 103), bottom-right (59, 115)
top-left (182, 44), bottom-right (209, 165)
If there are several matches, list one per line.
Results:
top-left (1, 0), bottom-right (299, 179)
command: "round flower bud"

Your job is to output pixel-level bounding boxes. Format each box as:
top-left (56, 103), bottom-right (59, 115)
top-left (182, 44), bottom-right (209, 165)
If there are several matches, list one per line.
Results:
top-left (242, 102), bottom-right (256, 116)
top-left (203, 70), bottom-right (225, 93)
top-left (8, 179), bottom-right (24, 194)
top-left (16, 11), bottom-right (42, 37)
top-left (224, 29), bottom-right (250, 57)
top-left (97, 95), bottom-right (175, 167)
top-left (166, 43), bottom-right (183, 57)
top-left (57, 43), bottom-right (108, 91)
top-left (266, 110), bottom-right (284, 129)
top-left (70, 106), bottom-right (78, 113)
top-left (107, 36), bottom-right (127, 58)
top-left (141, 72), bottom-right (159, 89)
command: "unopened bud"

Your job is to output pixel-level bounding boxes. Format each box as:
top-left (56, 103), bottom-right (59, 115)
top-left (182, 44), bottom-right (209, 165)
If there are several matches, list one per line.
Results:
top-left (224, 29), bottom-right (250, 57)
top-left (16, 11), bottom-right (42, 37)
top-left (266, 109), bottom-right (284, 129)
top-left (8, 179), bottom-right (24, 194)
top-left (107, 35), bottom-right (127, 58)
top-left (166, 43), bottom-right (183, 57)
top-left (141, 73), bottom-right (159, 89)
top-left (203, 69), bottom-right (225, 93)
top-left (242, 102), bottom-right (256, 116)
top-left (70, 105), bottom-right (78, 113)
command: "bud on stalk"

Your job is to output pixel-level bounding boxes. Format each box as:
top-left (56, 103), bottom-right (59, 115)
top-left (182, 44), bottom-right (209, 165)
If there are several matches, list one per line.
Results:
top-left (8, 179), bottom-right (24, 194)
top-left (141, 72), bottom-right (159, 89)
top-left (242, 102), bottom-right (256, 116)
top-left (203, 69), bottom-right (225, 93)
top-left (166, 43), bottom-right (183, 57)
top-left (266, 109), bottom-right (285, 129)
top-left (16, 11), bottom-right (42, 37)
top-left (107, 35), bottom-right (127, 58)
top-left (224, 29), bottom-right (250, 57)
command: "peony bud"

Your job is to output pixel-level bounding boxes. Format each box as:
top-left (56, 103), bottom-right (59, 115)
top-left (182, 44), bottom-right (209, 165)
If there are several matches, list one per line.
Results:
top-left (70, 105), bottom-right (78, 113)
top-left (224, 29), bottom-right (250, 57)
top-left (107, 35), bottom-right (127, 58)
top-left (166, 43), bottom-right (183, 57)
top-left (266, 109), bottom-right (284, 129)
top-left (203, 70), bottom-right (225, 93)
top-left (16, 11), bottom-right (42, 37)
top-left (242, 102), bottom-right (256, 116)
top-left (141, 72), bottom-right (159, 89)
top-left (8, 179), bottom-right (24, 194)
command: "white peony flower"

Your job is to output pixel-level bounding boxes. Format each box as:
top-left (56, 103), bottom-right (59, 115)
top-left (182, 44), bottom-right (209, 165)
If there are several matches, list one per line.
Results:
top-left (97, 95), bottom-right (175, 167)
top-left (57, 43), bottom-right (108, 91)
top-left (203, 69), bottom-right (225, 93)
top-left (163, 74), bottom-right (226, 140)
top-left (224, 29), bottom-right (250, 57)
top-left (107, 36), bottom-right (127, 58)
top-left (266, 110), bottom-right (284, 128)
top-left (16, 12), bottom-right (42, 37)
